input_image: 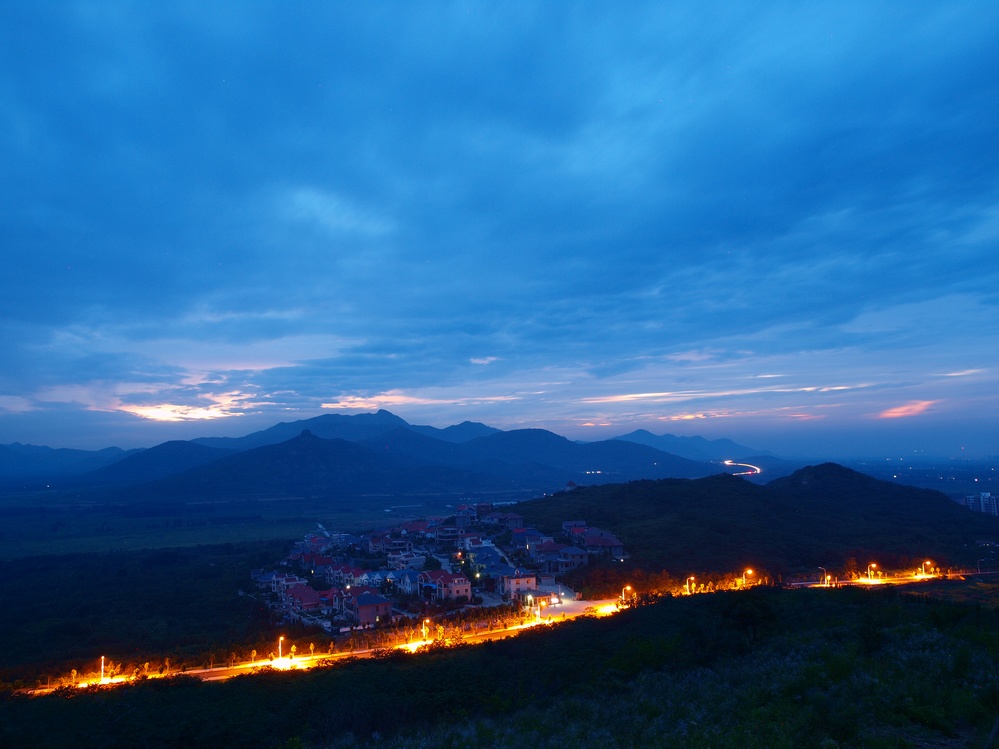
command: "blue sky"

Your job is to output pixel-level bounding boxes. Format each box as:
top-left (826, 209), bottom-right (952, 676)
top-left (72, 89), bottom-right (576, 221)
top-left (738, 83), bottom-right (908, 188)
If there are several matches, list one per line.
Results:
top-left (2, 2), bottom-right (998, 458)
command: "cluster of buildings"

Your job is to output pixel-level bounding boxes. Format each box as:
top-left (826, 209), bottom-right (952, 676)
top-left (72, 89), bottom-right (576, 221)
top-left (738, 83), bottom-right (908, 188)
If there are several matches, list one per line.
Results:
top-left (251, 501), bottom-right (627, 630)
top-left (965, 492), bottom-right (997, 516)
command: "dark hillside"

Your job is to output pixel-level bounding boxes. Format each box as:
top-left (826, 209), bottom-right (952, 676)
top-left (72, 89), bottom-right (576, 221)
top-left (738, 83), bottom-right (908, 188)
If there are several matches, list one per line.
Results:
top-left (463, 428), bottom-right (715, 482)
top-left (3, 587), bottom-right (997, 748)
top-left (516, 464), bottom-right (999, 577)
top-left (0, 443), bottom-right (136, 483)
top-left (75, 440), bottom-right (234, 487)
top-left (118, 431), bottom-right (518, 502)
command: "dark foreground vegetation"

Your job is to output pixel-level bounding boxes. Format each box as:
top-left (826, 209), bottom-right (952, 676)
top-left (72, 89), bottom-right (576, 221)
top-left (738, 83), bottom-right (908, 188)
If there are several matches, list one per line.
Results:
top-left (3, 585), bottom-right (998, 749)
top-left (0, 542), bottom-right (286, 684)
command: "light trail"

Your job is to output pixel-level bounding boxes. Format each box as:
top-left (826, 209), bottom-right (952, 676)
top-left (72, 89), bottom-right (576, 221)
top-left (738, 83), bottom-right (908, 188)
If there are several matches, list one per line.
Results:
top-left (723, 459), bottom-right (762, 476)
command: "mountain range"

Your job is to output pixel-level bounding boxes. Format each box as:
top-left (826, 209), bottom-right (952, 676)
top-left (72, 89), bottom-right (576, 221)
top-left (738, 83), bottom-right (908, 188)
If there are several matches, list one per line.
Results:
top-left (0, 411), bottom-right (770, 501)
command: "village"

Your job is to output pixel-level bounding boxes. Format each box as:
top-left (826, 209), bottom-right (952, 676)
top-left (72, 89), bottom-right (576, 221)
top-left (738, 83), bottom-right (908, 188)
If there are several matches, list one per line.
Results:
top-left (251, 501), bottom-right (628, 637)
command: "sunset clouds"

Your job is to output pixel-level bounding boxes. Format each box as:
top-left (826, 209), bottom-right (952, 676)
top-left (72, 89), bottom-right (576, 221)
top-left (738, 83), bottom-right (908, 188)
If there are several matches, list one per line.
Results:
top-left (0, 3), bottom-right (997, 457)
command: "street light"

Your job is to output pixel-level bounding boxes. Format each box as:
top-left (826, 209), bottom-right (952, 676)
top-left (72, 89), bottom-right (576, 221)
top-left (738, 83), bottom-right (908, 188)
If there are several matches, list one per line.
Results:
top-left (867, 563), bottom-right (877, 581)
top-left (818, 566), bottom-right (827, 587)
top-left (742, 569), bottom-right (753, 587)
top-left (621, 585), bottom-right (632, 604)
top-left (686, 576), bottom-right (695, 595)
top-left (422, 618), bottom-right (430, 640)
top-left (922, 560), bottom-right (932, 576)
top-left (279, 636), bottom-right (284, 659)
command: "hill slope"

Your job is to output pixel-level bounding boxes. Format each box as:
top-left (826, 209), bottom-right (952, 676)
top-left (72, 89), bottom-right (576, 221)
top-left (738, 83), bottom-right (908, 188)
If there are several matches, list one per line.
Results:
top-left (120, 430), bottom-right (520, 501)
top-left (516, 463), bottom-right (999, 576)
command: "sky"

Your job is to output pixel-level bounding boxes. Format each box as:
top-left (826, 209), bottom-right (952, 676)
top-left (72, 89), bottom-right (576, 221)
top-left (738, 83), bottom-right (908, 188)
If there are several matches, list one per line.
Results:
top-left (1, 2), bottom-right (998, 459)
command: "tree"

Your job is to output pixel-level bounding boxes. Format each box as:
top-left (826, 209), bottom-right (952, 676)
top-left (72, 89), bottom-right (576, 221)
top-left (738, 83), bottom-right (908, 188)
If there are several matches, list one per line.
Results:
top-left (309, 642), bottom-right (315, 657)
top-left (251, 649), bottom-right (257, 663)
top-left (290, 644), bottom-right (298, 659)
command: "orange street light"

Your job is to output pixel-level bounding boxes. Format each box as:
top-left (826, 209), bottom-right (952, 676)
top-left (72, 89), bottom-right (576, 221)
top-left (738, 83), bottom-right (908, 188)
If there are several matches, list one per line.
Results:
top-left (279, 636), bottom-right (284, 659)
top-left (743, 569), bottom-right (754, 587)
top-left (922, 560), bottom-right (932, 576)
top-left (867, 563), bottom-right (877, 581)
top-left (686, 576), bottom-right (695, 595)
top-left (621, 585), bottom-right (632, 603)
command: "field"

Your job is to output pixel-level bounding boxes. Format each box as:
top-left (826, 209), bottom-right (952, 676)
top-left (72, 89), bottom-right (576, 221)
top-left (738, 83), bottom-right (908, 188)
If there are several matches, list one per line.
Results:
top-left (0, 492), bottom-right (452, 559)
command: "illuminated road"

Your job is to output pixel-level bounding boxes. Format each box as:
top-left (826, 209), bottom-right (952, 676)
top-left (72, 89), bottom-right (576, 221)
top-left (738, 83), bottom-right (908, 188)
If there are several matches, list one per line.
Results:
top-left (30, 598), bottom-right (623, 694)
top-left (723, 459), bottom-right (762, 476)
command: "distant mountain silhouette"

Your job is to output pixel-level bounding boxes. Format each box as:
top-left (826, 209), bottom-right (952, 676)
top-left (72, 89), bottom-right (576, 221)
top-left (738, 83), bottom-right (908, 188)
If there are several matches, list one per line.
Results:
top-left (126, 430), bottom-right (519, 501)
top-left (461, 429), bottom-right (715, 481)
top-left (76, 440), bottom-right (235, 487)
top-left (612, 429), bottom-right (765, 461)
top-left (190, 410), bottom-right (410, 451)
top-left (0, 443), bottom-right (137, 481)
top-left (407, 420), bottom-right (501, 442)
top-left (0, 410), bottom-right (775, 496)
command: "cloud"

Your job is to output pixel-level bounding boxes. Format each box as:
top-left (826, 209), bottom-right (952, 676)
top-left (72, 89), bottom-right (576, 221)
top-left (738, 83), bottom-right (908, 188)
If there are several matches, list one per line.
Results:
top-left (876, 401), bottom-right (938, 419)
top-left (1, 4), bottom-right (998, 456)
top-left (322, 391), bottom-right (519, 411)
top-left (279, 188), bottom-right (394, 236)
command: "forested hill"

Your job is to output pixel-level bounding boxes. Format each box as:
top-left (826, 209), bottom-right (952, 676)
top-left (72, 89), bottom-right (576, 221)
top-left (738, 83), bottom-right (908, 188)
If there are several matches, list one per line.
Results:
top-left (515, 463), bottom-right (999, 576)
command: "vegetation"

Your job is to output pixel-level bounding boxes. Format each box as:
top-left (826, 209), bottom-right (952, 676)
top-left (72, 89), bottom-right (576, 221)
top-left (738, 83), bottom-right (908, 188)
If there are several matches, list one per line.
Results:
top-left (3, 586), bottom-right (998, 748)
top-left (517, 465), bottom-right (999, 584)
top-left (0, 543), bottom-right (285, 684)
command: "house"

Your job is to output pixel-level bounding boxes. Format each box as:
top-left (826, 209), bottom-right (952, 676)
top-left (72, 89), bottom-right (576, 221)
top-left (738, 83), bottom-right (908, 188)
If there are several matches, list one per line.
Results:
top-left (558, 546), bottom-right (589, 572)
top-left (284, 584), bottom-right (322, 613)
top-left (529, 540), bottom-right (566, 564)
top-left (562, 520), bottom-right (587, 534)
top-left (495, 566), bottom-right (538, 597)
top-left (581, 528), bottom-right (625, 558)
top-left (418, 570), bottom-right (472, 601)
top-left (483, 511), bottom-right (524, 530)
top-left (259, 571), bottom-right (309, 593)
top-left (454, 505), bottom-right (479, 528)
top-left (396, 519), bottom-right (431, 539)
top-left (388, 550), bottom-right (427, 570)
top-left (467, 546), bottom-right (506, 577)
top-left (511, 528), bottom-right (553, 552)
top-left (346, 592), bottom-right (393, 626)
top-left (392, 569), bottom-right (421, 596)
top-left (433, 525), bottom-right (461, 546)
top-left (318, 587), bottom-right (345, 614)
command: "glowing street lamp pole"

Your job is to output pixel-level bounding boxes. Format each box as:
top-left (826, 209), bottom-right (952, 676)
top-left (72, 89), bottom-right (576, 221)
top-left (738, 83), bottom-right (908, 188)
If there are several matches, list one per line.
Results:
top-left (686, 576), bottom-right (695, 595)
top-left (422, 619), bottom-right (430, 640)
top-left (279, 636), bottom-right (284, 659)
top-left (742, 569), bottom-right (753, 587)
top-left (867, 563), bottom-right (877, 582)
top-left (922, 560), bottom-right (932, 576)
top-left (621, 585), bottom-right (632, 604)
top-left (101, 655), bottom-right (105, 682)
top-left (818, 566), bottom-right (828, 587)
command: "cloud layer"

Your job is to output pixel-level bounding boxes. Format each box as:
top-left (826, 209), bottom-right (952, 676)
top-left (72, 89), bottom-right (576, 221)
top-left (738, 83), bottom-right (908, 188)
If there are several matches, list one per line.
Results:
top-left (1, 3), bottom-right (997, 457)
